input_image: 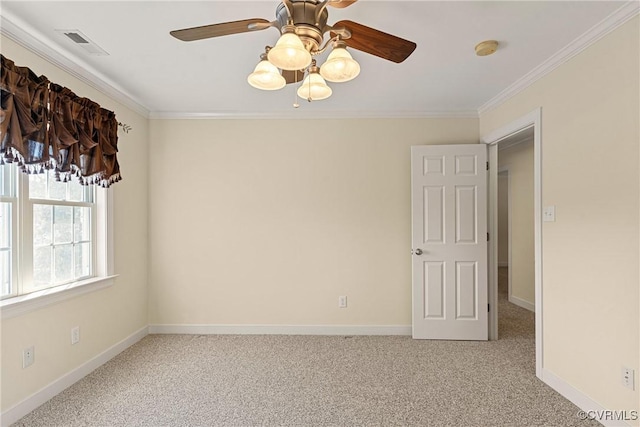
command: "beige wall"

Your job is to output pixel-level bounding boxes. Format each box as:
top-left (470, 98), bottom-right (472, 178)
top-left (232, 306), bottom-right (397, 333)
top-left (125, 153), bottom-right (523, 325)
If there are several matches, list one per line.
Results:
top-left (0, 37), bottom-right (149, 411)
top-left (499, 140), bottom-right (534, 306)
top-left (497, 173), bottom-right (509, 266)
top-left (481, 17), bottom-right (639, 415)
top-left (1, 11), bottom-right (638, 423)
top-left (148, 118), bottom-right (478, 326)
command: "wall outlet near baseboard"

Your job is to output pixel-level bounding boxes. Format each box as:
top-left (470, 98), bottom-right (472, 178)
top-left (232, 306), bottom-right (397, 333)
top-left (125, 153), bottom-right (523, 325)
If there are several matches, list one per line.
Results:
top-left (71, 326), bottom-right (80, 345)
top-left (22, 346), bottom-right (35, 368)
top-left (622, 367), bottom-right (635, 390)
top-left (338, 296), bottom-right (347, 308)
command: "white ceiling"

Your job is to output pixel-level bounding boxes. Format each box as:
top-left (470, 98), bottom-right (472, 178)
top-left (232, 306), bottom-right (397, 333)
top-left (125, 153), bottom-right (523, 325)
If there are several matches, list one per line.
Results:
top-left (0, 1), bottom-right (630, 117)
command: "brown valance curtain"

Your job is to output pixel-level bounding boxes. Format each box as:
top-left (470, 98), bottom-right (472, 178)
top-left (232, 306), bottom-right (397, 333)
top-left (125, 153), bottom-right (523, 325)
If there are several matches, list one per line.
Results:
top-left (0, 54), bottom-right (121, 187)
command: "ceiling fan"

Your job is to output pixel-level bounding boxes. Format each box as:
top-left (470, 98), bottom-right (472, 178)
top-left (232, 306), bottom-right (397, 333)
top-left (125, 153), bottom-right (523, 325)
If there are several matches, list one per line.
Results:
top-left (170, 0), bottom-right (417, 102)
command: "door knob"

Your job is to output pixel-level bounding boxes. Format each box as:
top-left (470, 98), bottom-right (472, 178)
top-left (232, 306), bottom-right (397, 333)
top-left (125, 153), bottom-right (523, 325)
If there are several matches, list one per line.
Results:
top-left (413, 248), bottom-right (423, 255)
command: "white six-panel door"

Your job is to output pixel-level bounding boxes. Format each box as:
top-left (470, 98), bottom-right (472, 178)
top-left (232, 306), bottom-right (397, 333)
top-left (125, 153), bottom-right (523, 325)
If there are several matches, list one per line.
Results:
top-left (411, 145), bottom-right (488, 340)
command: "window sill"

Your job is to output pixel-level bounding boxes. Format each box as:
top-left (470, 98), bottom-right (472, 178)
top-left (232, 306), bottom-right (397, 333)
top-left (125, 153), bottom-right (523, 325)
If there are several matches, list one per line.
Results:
top-left (0, 275), bottom-right (118, 320)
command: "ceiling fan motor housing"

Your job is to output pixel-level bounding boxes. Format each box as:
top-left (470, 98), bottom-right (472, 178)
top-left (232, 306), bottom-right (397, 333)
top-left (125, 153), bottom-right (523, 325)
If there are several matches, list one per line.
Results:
top-left (276, 1), bottom-right (329, 52)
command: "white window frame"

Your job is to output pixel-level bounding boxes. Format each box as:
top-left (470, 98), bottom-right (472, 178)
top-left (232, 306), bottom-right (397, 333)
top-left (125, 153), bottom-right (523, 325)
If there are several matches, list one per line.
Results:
top-left (0, 165), bottom-right (116, 319)
top-left (0, 165), bottom-right (18, 299)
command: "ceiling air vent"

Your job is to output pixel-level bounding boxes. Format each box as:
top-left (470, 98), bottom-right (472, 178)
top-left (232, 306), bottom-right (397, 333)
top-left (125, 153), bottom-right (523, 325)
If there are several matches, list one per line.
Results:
top-left (55, 29), bottom-right (109, 56)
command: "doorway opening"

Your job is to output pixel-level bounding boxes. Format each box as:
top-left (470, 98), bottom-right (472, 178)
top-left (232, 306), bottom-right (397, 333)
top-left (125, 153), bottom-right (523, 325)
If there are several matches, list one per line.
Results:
top-left (483, 108), bottom-right (542, 379)
top-left (496, 135), bottom-right (535, 342)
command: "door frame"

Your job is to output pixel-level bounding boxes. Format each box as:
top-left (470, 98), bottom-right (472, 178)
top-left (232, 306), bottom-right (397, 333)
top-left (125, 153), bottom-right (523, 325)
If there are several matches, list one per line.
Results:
top-left (481, 107), bottom-right (542, 378)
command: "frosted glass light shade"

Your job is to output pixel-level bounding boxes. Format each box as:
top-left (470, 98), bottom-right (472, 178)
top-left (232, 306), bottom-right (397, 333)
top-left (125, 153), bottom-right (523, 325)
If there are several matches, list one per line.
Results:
top-left (247, 60), bottom-right (286, 90)
top-left (320, 47), bottom-right (360, 82)
top-left (297, 72), bottom-right (332, 101)
top-left (268, 32), bottom-right (312, 71)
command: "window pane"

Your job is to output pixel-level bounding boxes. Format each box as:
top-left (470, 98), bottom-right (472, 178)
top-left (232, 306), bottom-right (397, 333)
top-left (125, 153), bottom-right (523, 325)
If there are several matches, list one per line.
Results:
top-left (85, 186), bottom-right (94, 203)
top-left (33, 246), bottom-right (52, 286)
top-left (48, 178), bottom-right (66, 200)
top-left (33, 205), bottom-right (53, 246)
top-left (29, 173), bottom-right (48, 199)
top-left (0, 202), bottom-right (10, 249)
top-left (73, 207), bottom-right (91, 242)
top-left (54, 206), bottom-right (73, 244)
top-left (68, 179), bottom-right (83, 202)
top-left (1, 250), bottom-right (10, 297)
top-left (0, 164), bottom-right (16, 197)
top-left (74, 242), bottom-right (91, 278)
top-left (54, 244), bottom-right (73, 283)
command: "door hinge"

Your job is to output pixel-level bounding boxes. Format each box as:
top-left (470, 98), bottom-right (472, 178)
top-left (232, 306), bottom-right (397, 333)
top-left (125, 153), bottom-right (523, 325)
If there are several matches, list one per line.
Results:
top-left (486, 161), bottom-right (489, 170)
top-left (488, 304), bottom-right (490, 312)
top-left (487, 232), bottom-right (490, 241)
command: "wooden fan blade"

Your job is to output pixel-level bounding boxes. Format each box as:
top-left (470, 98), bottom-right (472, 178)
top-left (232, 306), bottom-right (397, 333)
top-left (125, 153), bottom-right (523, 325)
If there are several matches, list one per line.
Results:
top-left (282, 69), bottom-right (305, 85)
top-left (331, 20), bottom-right (417, 63)
top-left (170, 18), bottom-right (271, 41)
top-left (328, 0), bottom-right (358, 8)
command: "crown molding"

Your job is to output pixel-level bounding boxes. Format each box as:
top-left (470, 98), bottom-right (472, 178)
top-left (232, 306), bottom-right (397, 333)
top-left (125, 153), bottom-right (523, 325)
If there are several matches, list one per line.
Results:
top-left (4, 1), bottom-right (636, 121)
top-left (478, 0), bottom-right (640, 115)
top-left (0, 12), bottom-right (150, 118)
top-left (148, 110), bottom-right (479, 120)
top-left (0, 7), bottom-right (476, 122)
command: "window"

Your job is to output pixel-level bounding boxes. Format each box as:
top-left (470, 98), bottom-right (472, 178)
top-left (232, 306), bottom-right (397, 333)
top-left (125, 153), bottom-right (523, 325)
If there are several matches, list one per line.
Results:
top-left (0, 163), bottom-right (113, 309)
top-left (0, 164), bottom-right (16, 298)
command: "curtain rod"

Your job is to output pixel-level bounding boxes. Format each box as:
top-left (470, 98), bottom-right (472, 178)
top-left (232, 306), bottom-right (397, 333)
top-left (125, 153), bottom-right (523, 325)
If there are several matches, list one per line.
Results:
top-left (118, 122), bottom-right (132, 133)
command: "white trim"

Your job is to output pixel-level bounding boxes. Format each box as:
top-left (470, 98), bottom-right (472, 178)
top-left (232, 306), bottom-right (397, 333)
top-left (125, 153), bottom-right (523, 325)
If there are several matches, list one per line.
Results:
top-left (148, 110), bottom-right (480, 120)
top-left (1, 2), bottom-right (637, 120)
top-left (0, 13), bottom-right (149, 117)
top-left (541, 369), bottom-right (635, 427)
top-left (488, 144), bottom-right (499, 340)
top-left (0, 326), bottom-right (148, 427)
top-left (96, 188), bottom-right (115, 277)
top-left (148, 324), bottom-right (412, 336)
top-left (479, 1), bottom-right (640, 114)
top-left (482, 107), bottom-right (542, 379)
top-left (482, 109), bottom-right (542, 145)
top-left (0, 275), bottom-right (118, 319)
top-left (507, 169), bottom-right (513, 305)
top-left (509, 295), bottom-right (535, 312)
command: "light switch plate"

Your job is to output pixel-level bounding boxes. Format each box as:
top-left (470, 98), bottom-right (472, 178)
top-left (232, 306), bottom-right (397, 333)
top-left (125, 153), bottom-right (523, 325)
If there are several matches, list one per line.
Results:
top-left (543, 206), bottom-right (556, 222)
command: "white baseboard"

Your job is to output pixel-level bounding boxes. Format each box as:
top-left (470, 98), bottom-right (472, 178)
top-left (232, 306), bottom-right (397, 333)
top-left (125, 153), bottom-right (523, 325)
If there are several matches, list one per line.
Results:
top-left (1, 326), bottom-right (148, 427)
top-left (541, 369), bottom-right (636, 427)
top-left (509, 295), bottom-right (535, 312)
top-left (148, 324), bottom-right (412, 336)
top-left (498, 262), bottom-right (509, 267)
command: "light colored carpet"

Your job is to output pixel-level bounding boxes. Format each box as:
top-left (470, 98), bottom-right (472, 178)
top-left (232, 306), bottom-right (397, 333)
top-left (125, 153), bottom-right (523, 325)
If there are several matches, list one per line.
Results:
top-left (14, 269), bottom-right (599, 426)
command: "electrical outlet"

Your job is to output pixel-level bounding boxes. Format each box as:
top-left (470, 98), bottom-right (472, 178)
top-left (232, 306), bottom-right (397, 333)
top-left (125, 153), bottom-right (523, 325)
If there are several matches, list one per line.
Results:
top-left (71, 326), bottom-right (80, 345)
top-left (622, 367), bottom-right (635, 390)
top-left (22, 346), bottom-right (35, 368)
top-left (338, 296), bottom-right (347, 308)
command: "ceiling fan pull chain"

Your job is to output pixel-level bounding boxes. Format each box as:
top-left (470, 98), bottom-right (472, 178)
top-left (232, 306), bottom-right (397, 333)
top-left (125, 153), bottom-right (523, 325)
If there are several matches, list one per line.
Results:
top-left (293, 66), bottom-right (302, 108)
top-left (293, 77), bottom-right (300, 108)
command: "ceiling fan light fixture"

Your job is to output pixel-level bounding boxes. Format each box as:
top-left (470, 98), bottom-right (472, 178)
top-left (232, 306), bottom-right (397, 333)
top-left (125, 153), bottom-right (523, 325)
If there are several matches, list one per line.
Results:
top-left (268, 27), bottom-right (312, 71)
top-left (248, 56), bottom-right (286, 90)
top-left (297, 65), bottom-right (332, 101)
top-left (320, 43), bottom-right (360, 82)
